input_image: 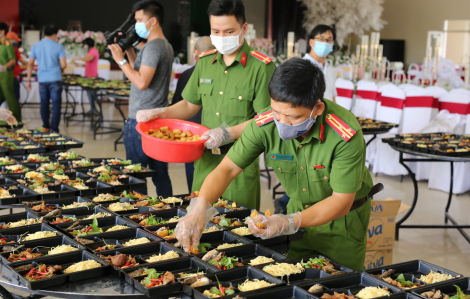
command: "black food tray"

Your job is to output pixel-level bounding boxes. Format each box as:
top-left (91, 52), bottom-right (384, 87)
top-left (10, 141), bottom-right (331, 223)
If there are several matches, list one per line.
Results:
top-left (227, 225), bottom-right (290, 247)
top-left (0, 223), bottom-right (61, 245)
top-left (122, 256), bottom-right (219, 296)
top-left (145, 222), bottom-right (223, 243)
top-left (8, 250), bottom-right (109, 290)
top-left (25, 197), bottom-right (94, 216)
top-left (410, 277), bottom-right (470, 299)
top-left (197, 244), bottom-right (287, 268)
top-left (76, 227), bottom-right (161, 251)
top-left (111, 165), bottom-right (156, 179)
top-left (124, 209), bottom-right (187, 228)
top-left (0, 235), bottom-right (86, 265)
top-left (365, 260), bottom-right (463, 292)
top-left (285, 254), bottom-right (355, 280)
top-left (294, 273), bottom-right (403, 298)
top-left (192, 266), bottom-right (284, 299)
top-left (0, 184), bottom-right (39, 204)
top-left (223, 285), bottom-right (316, 299)
top-left (51, 214), bottom-right (139, 237)
top-left (94, 242), bottom-right (186, 277)
top-left (0, 212), bottom-right (39, 228)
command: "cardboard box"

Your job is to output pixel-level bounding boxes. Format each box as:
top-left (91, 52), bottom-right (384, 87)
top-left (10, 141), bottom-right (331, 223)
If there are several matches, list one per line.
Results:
top-left (366, 198), bottom-right (410, 251)
top-left (364, 249), bottom-right (393, 270)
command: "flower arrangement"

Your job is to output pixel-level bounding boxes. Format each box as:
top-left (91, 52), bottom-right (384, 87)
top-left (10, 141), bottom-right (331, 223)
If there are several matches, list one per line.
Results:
top-left (56, 30), bottom-right (107, 59)
top-left (249, 38), bottom-right (274, 56)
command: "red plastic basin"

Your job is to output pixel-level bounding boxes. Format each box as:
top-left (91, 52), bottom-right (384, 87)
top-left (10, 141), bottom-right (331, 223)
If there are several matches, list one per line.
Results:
top-left (136, 119), bottom-right (209, 163)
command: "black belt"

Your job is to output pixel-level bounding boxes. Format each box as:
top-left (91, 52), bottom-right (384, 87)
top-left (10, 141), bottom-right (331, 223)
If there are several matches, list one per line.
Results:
top-left (349, 183), bottom-right (384, 212)
top-left (205, 144), bottom-right (233, 155)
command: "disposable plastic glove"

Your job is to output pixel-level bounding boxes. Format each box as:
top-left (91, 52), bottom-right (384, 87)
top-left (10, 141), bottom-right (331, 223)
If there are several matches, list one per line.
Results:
top-left (0, 65), bottom-right (6, 72)
top-left (175, 197), bottom-right (219, 252)
top-left (0, 108), bottom-right (17, 125)
top-left (136, 108), bottom-right (167, 122)
top-left (201, 125), bottom-right (235, 150)
top-left (247, 212), bottom-right (302, 239)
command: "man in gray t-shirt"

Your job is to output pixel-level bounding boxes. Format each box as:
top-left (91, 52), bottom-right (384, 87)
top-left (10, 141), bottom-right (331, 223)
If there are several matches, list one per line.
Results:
top-left (129, 38), bottom-right (173, 118)
top-left (108, 0), bottom-right (174, 197)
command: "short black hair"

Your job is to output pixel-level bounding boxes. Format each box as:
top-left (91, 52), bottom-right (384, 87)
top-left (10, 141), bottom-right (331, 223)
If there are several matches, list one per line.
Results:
top-left (83, 37), bottom-right (95, 48)
top-left (207, 0), bottom-right (246, 26)
top-left (308, 24), bottom-right (336, 41)
top-left (0, 23), bottom-right (8, 34)
top-left (44, 25), bottom-right (58, 36)
top-left (133, 0), bottom-right (164, 26)
top-left (269, 58), bottom-right (325, 109)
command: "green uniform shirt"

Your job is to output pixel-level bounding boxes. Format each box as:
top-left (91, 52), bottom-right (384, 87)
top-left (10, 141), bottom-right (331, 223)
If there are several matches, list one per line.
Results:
top-left (0, 39), bottom-right (15, 70)
top-left (181, 40), bottom-right (275, 209)
top-left (182, 40), bottom-right (275, 129)
top-left (227, 99), bottom-right (373, 271)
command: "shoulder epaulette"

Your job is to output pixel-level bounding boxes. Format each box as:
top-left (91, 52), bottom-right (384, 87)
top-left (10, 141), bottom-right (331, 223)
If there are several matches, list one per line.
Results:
top-left (198, 49), bottom-right (218, 58)
top-left (250, 51), bottom-right (273, 64)
top-left (255, 110), bottom-right (274, 127)
top-left (325, 113), bottom-right (356, 142)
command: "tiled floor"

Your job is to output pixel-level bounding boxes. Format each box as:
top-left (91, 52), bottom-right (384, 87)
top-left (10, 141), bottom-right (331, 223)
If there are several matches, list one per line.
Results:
top-left (2, 103), bottom-right (469, 297)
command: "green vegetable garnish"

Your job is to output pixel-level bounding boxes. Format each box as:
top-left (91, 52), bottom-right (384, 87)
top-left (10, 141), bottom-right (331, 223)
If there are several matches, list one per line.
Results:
top-left (219, 217), bottom-right (232, 227)
top-left (448, 285), bottom-right (470, 299)
top-left (197, 243), bottom-right (210, 254)
top-left (396, 274), bottom-right (415, 288)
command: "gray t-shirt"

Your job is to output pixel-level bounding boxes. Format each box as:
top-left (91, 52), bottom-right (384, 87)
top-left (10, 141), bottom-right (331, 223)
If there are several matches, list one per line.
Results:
top-left (129, 38), bottom-right (174, 119)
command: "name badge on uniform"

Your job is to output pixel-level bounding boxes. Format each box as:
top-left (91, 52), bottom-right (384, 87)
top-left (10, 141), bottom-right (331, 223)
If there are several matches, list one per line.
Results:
top-left (269, 154), bottom-right (293, 161)
top-left (200, 78), bottom-right (212, 84)
top-left (212, 148), bottom-right (221, 155)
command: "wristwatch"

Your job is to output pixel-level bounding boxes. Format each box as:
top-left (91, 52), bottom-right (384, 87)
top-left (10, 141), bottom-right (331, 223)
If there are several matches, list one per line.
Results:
top-left (119, 59), bottom-right (128, 68)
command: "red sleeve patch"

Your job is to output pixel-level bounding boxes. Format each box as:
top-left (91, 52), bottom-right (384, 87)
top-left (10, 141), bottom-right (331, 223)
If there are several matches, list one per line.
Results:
top-left (255, 110), bottom-right (274, 127)
top-left (325, 114), bottom-right (356, 142)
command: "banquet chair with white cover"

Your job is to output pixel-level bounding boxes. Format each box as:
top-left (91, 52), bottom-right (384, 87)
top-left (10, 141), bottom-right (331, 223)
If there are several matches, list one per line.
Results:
top-left (372, 85), bottom-right (408, 176)
top-left (428, 92), bottom-right (470, 194)
top-left (425, 86), bottom-right (448, 119)
top-left (352, 80), bottom-right (378, 118)
top-left (402, 87), bottom-right (438, 133)
top-left (335, 78), bottom-right (354, 110)
top-left (401, 87), bottom-right (439, 179)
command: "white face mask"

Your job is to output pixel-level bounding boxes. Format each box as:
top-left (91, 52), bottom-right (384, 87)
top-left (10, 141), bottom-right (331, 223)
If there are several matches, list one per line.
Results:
top-left (210, 30), bottom-right (244, 55)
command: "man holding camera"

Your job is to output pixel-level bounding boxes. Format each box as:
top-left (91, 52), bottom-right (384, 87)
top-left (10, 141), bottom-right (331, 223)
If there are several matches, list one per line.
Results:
top-left (136, 0), bottom-right (275, 209)
top-left (108, 0), bottom-right (174, 197)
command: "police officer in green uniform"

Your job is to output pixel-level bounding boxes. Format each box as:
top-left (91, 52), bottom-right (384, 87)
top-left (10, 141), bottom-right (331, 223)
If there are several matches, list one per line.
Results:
top-left (0, 23), bottom-right (21, 122)
top-left (136, 0), bottom-right (275, 209)
top-left (175, 58), bottom-right (380, 271)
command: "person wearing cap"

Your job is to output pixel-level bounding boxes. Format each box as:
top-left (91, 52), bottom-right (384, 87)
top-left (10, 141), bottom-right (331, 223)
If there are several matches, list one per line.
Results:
top-left (174, 58), bottom-right (380, 271)
top-left (136, 0), bottom-right (275, 209)
top-left (6, 31), bottom-right (27, 103)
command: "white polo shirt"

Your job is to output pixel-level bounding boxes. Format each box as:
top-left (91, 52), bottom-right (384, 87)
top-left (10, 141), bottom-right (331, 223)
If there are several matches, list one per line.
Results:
top-left (303, 53), bottom-right (337, 102)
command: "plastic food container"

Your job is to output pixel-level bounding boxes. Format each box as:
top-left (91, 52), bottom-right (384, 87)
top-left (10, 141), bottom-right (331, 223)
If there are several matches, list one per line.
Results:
top-left (136, 119), bottom-right (209, 163)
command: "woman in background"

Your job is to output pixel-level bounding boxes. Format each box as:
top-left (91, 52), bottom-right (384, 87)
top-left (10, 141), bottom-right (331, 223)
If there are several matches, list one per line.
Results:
top-left (73, 37), bottom-right (99, 115)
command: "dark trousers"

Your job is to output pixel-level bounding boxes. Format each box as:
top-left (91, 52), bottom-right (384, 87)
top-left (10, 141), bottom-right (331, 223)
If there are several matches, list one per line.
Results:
top-left (185, 162), bottom-right (194, 193)
top-left (86, 90), bottom-right (98, 112)
top-left (39, 81), bottom-right (63, 132)
top-left (124, 118), bottom-right (173, 197)
top-left (13, 77), bottom-right (20, 102)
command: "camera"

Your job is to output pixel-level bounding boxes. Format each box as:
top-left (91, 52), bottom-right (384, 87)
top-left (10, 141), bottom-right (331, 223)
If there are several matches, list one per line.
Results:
top-left (104, 13), bottom-right (142, 50)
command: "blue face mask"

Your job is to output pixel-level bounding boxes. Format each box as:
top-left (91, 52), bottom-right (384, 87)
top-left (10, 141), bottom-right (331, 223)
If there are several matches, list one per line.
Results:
top-left (273, 109), bottom-right (316, 141)
top-left (313, 41), bottom-right (333, 57)
top-left (135, 19), bottom-right (153, 39)
top-left (12, 42), bottom-right (18, 48)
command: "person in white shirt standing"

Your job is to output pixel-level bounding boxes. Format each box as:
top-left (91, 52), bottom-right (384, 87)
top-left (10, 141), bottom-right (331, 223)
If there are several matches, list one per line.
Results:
top-left (303, 24), bottom-right (337, 103)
